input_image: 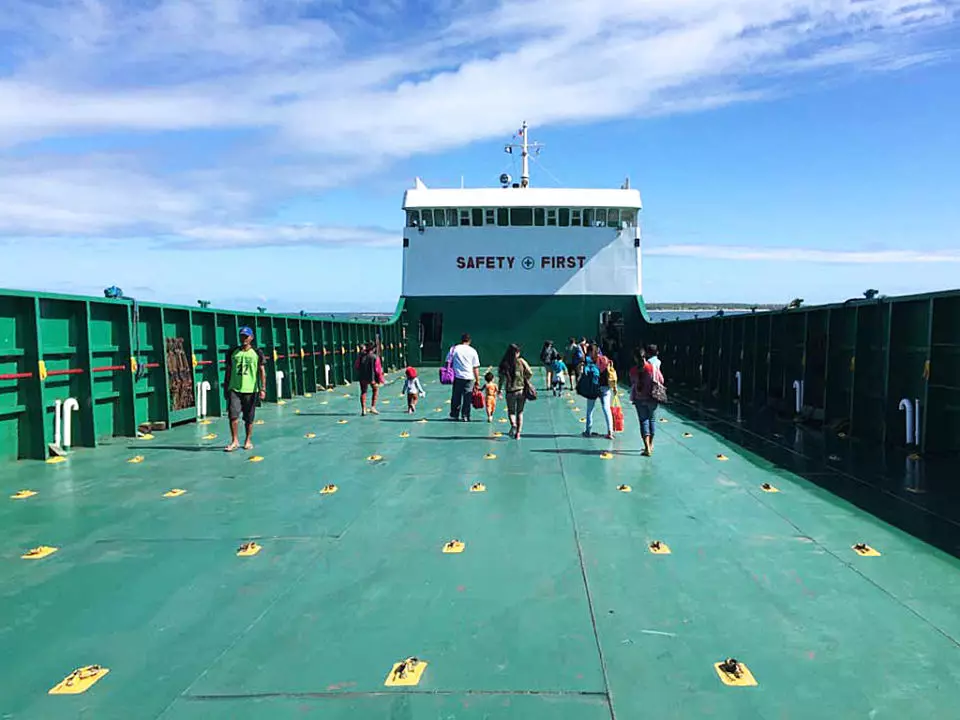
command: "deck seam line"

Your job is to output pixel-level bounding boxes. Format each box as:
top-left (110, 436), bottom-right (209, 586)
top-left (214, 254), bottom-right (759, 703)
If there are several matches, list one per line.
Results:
top-left (183, 689), bottom-right (609, 701)
top-left (671, 417), bottom-right (960, 650)
top-left (550, 393), bottom-right (618, 720)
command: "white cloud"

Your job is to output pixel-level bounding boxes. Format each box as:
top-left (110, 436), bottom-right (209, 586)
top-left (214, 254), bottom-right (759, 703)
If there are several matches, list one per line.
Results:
top-left (0, 0), bottom-right (956, 239)
top-left (646, 244), bottom-right (960, 264)
top-left (172, 223), bottom-right (398, 248)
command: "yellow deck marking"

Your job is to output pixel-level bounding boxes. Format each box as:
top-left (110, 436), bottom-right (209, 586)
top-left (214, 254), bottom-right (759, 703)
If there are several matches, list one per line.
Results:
top-left (249, 455), bottom-right (264, 463)
top-left (304, 432), bottom-right (316, 439)
top-left (46, 456), bottom-right (67, 464)
top-left (22, 545), bottom-right (58, 560)
top-left (434, 407), bottom-right (443, 412)
top-left (470, 482), bottom-right (486, 493)
top-left (198, 419), bottom-right (212, 425)
top-left (852, 543), bottom-right (881, 557)
top-left (648, 540), bottom-right (671, 554)
top-left (399, 432), bottom-right (410, 438)
top-left (368, 454), bottom-right (383, 462)
top-left (277, 400), bottom-right (287, 406)
top-left (579, 418), bottom-right (586, 423)
top-left (760, 482), bottom-right (779, 493)
top-left (492, 432), bottom-right (503, 438)
top-left (202, 433), bottom-right (217, 440)
top-left (337, 419), bottom-right (349, 425)
top-left (617, 484), bottom-right (632, 493)
top-left (320, 400), bottom-right (329, 405)
top-left (418, 419), bottom-right (428, 424)
top-left (714, 659), bottom-right (758, 687)
top-left (254, 420), bottom-right (265, 426)
top-left (237, 541), bottom-right (261, 557)
top-left (498, 418), bottom-right (508, 424)
top-left (716, 454), bottom-right (728, 461)
top-left (163, 488), bottom-right (186, 498)
top-left (600, 451), bottom-right (614, 460)
top-left (343, 393), bottom-right (351, 398)
top-left (11, 490), bottom-right (37, 500)
top-left (294, 409), bottom-right (301, 414)
top-left (320, 484), bottom-right (338, 495)
top-left (384, 658), bottom-right (427, 687)
top-left (484, 453), bottom-right (497, 460)
top-left (442, 540), bottom-right (465, 554)
top-left (382, 400), bottom-right (391, 404)
top-left (305, 393), bottom-right (313, 398)
top-left (48, 665), bottom-right (109, 695)
top-left (140, 433), bottom-right (155, 440)
top-left (128, 455), bottom-right (144, 464)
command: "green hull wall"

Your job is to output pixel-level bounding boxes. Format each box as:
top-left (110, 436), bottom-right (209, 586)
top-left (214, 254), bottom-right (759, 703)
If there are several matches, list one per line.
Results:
top-left (402, 295), bottom-right (650, 367)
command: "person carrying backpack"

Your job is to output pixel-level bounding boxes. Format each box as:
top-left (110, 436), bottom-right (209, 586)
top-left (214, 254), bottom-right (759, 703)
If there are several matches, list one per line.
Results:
top-left (540, 340), bottom-right (558, 390)
top-left (577, 343), bottom-right (613, 440)
top-left (223, 326), bottom-right (267, 452)
top-left (565, 336), bottom-right (584, 386)
top-left (630, 347), bottom-right (666, 456)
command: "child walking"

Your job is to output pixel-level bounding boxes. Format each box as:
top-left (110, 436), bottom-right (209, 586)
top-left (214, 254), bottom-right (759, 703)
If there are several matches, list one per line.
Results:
top-left (402, 367), bottom-right (426, 413)
top-left (551, 357), bottom-right (567, 396)
top-left (482, 371), bottom-right (499, 422)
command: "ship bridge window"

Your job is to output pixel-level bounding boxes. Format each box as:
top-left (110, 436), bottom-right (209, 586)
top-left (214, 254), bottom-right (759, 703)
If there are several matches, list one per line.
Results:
top-left (621, 209), bottom-right (637, 227)
top-left (433, 209), bottom-right (446, 227)
top-left (472, 208), bottom-right (483, 226)
top-left (571, 209), bottom-right (582, 226)
top-left (546, 209), bottom-right (557, 226)
top-left (421, 209), bottom-right (434, 227)
top-left (485, 209), bottom-right (495, 225)
top-left (460, 209), bottom-right (471, 226)
top-left (447, 209), bottom-right (458, 227)
top-left (406, 210), bottom-right (420, 227)
top-left (595, 209), bottom-right (607, 227)
top-left (607, 209), bottom-right (620, 228)
top-left (559, 208), bottom-right (570, 227)
top-left (510, 208), bottom-right (533, 226)
top-left (535, 208), bottom-right (545, 226)
top-left (583, 208), bottom-right (594, 226)
top-left (497, 208), bottom-right (509, 226)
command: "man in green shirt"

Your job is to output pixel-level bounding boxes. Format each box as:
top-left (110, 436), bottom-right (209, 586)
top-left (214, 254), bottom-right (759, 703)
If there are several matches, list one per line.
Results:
top-left (223, 326), bottom-right (267, 452)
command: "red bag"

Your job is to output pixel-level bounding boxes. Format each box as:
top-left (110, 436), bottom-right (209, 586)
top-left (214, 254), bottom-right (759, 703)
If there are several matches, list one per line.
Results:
top-left (472, 388), bottom-right (484, 409)
top-left (612, 394), bottom-right (624, 432)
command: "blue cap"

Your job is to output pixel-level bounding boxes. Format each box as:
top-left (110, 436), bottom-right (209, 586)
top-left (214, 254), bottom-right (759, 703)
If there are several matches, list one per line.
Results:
top-left (239, 326), bottom-right (254, 337)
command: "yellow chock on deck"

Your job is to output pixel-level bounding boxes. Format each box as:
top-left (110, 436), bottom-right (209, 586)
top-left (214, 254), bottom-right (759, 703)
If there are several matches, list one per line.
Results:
top-left (11, 489), bottom-right (37, 500)
top-left (343, 393), bottom-right (351, 398)
top-left (278, 400), bottom-right (287, 406)
top-left (498, 418), bottom-right (508, 424)
top-left (46, 456), bottom-right (67, 464)
top-left (443, 539), bottom-right (465, 554)
top-left (202, 433), bottom-right (217, 440)
top-left (600, 451), bottom-right (614, 460)
top-left (128, 455), bottom-right (144, 464)
top-left (294, 409), bottom-right (300, 414)
top-left (368, 454), bottom-right (383, 462)
top-left (648, 540), bottom-right (671, 554)
top-left (434, 407), bottom-right (443, 412)
top-left (237, 541), bottom-right (261, 557)
top-left (716, 454), bottom-right (729, 461)
top-left (337, 419), bottom-right (349, 425)
top-left (579, 418), bottom-right (586, 423)
top-left (305, 432), bottom-right (316, 439)
top-left (493, 432), bottom-right (503, 438)
top-left (682, 432), bottom-right (693, 438)
top-left (852, 542), bottom-right (881, 557)
top-left (617, 484), bottom-right (632, 493)
top-left (22, 545), bottom-right (58, 559)
top-left (760, 482), bottom-right (779, 493)
top-left (320, 484), bottom-right (338, 495)
top-left (49, 665), bottom-right (109, 695)
top-left (470, 482), bottom-right (486, 493)
top-left (140, 433), bottom-right (155, 440)
top-left (254, 420), bottom-right (265, 426)
top-left (445, 399), bottom-right (451, 404)
top-left (382, 400), bottom-right (391, 405)
top-left (658, 417), bottom-right (669, 423)
top-left (399, 431), bottom-right (410, 438)
top-left (249, 455), bottom-right (264, 463)
top-left (320, 400), bottom-right (329, 405)
top-left (484, 453), bottom-right (497, 460)
top-left (384, 657), bottom-right (427, 687)
top-left (305, 393), bottom-right (313, 398)
top-left (418, 419), bottom-right (428, 424)
top-left (326, 387), bottom-right (335, 392)
top-left (163, 488), bottom-right (186, 498)
top-left (198, 419), bottom-right (212, 425)
top-left (715, 658), bottom-right (757, 687)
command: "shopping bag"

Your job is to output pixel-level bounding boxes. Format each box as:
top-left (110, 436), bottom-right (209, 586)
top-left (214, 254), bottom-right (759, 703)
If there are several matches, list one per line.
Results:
top-left (611, 393), bottom-right (624, 432)
top-left (472, 388), bottom-right (484, 409)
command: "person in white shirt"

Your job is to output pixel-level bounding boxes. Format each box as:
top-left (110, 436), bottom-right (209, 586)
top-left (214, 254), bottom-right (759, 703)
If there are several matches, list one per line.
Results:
top-left (646, 344), bottom-right (662, 372)
top-left (447, 333), bottom-right (481, 421)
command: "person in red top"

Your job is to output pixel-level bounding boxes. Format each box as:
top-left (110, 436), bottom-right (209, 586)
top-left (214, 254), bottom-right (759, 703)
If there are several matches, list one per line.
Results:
top-left (630, 347), bottom-right (661, 456)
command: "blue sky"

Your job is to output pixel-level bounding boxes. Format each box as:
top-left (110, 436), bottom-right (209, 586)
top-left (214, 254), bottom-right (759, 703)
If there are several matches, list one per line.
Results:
top-left (1, 0), bottom-right (959, 311)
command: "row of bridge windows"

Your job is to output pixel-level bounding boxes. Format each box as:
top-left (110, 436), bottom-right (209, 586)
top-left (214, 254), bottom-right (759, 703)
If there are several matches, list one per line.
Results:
top-left (406, 207), bottom-right (638, 229)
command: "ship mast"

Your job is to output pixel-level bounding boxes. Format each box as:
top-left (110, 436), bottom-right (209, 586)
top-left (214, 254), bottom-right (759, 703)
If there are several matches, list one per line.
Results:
top-left (504, 121), bottom-right (543, 188)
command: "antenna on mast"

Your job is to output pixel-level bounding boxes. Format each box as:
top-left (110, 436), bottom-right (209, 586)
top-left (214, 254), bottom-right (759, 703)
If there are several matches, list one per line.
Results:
top-left (503, 121), bottom-right (543, 188)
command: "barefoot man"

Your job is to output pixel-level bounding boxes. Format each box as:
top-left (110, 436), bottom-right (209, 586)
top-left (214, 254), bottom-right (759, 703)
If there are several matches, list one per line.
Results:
top-left (224, 326), bottom-right (267, 452)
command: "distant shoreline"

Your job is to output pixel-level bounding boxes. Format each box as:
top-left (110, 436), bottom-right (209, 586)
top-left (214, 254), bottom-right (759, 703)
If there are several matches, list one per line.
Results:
top-left (647, 304), bottom-right (779, 312)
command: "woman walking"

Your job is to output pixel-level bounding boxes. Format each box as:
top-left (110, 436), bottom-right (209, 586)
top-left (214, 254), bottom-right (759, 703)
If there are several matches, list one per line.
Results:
top-left (630, 348), bottom-right (662, 456)
top-left (498, 343), bottom-right (533, 439)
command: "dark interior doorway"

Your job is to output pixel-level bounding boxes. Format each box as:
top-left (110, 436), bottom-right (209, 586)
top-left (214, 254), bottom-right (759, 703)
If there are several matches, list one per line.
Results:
top-left (419, 313), bottom-right (444, 362)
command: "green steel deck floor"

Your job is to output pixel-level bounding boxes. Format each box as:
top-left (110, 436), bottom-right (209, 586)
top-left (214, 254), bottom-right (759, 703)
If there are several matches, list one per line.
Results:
top-left (3, 371), bottom-right (960, 719)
